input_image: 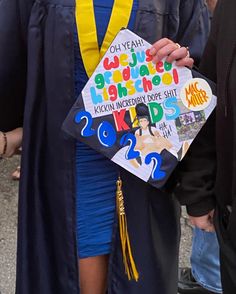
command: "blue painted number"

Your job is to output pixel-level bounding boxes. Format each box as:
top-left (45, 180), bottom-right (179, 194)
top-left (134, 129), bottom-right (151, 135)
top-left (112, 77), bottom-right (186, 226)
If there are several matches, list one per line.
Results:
top-left (145, 152), bottom-right (166, 180)
top-left (74, 111), bottom-right (96, 137)
top-left (120, 133), bottom-right (140, 160)
top-left (97, 121), bottom-right (116, 147)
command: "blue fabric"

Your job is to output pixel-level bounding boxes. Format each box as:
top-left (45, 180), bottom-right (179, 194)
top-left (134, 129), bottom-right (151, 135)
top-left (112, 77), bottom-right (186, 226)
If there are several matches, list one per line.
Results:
top-left (74, 0), bottom-right (138, 258)
top-left (191, 227), bottom-right (222, 293)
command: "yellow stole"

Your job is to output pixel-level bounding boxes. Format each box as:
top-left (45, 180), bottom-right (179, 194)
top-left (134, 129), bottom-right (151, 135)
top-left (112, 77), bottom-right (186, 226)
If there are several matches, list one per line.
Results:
top-left (75, 0), bottom-right (133, 77)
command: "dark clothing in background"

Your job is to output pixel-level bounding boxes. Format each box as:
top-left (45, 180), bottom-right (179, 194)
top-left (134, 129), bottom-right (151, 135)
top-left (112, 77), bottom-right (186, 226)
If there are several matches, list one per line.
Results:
top-left (0, 0), bottom-right (210, 293)
top-left (176, 0), bottom-right (236, 292)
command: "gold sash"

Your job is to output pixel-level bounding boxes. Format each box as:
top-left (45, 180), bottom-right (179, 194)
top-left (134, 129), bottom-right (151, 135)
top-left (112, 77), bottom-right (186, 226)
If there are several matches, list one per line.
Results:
top-left (75, 0), bottom-right (134, 77)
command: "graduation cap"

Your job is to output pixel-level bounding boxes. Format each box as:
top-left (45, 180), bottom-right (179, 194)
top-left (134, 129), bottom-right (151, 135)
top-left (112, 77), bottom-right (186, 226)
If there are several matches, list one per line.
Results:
top-left (63, 29), bottom-right (216, 189)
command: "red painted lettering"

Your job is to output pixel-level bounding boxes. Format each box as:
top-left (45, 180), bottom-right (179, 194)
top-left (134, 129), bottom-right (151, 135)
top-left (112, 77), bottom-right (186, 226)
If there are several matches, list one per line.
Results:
top-left (103, 56), bottom-right (119, 70)
top-left (113, 109), bottom-right (130, 132)
top-left (145, 49), bottom-right (153, 62)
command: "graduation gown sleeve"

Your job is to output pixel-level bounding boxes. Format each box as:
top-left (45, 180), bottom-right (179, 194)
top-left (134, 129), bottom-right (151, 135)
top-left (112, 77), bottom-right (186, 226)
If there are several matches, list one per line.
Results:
top-left (176, 0), bottom-right (210, 66)
top-left (0, 0), bottom-right (34, 132)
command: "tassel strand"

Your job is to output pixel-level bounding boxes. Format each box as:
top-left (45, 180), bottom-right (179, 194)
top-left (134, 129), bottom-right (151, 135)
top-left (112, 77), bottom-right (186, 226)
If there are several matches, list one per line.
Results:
top-left (116, 177), bottom-right (139, 282)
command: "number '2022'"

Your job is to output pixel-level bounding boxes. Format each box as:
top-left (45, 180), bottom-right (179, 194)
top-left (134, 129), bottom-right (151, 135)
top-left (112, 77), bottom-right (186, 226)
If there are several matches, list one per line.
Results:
top-left (74, 111), bottom-right (166, 180)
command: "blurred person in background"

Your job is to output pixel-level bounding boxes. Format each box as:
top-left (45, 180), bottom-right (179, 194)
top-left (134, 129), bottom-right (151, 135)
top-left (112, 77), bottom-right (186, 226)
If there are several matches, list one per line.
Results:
top-left (177, 1), bottom-right (236, 293)
top-left (178, 3), bottom-right (222, 293)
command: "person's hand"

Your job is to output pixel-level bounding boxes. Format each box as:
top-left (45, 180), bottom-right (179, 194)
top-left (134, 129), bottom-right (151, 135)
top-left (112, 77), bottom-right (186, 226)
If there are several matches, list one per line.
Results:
top-left (0, 127), bottom-right (23, 158)
top-left (149, 38), bottom-right (194, 68)
top-left (189, 209), bottom-right (215, 232)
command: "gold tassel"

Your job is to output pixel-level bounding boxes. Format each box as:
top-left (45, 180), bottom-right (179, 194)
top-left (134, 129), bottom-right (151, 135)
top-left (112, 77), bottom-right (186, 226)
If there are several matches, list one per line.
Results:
top-left (116, 177), bottom-right (139, 282)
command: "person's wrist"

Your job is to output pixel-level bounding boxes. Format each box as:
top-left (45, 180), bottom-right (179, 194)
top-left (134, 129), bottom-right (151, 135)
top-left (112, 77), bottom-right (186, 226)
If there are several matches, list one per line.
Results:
top-left (0, 128), bottom-right (23, 157)
top-left (8, 128), bottom-right (22, 150)
top-left (0, 131), bottom-right (7, 157)
top-left (6, 130), bottom-right (21, 156)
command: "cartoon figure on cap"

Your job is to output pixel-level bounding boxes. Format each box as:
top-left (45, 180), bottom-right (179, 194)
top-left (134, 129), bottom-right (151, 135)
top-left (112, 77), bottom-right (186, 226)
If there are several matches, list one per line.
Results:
top-left (134, 103), bottom-right (173, 160)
